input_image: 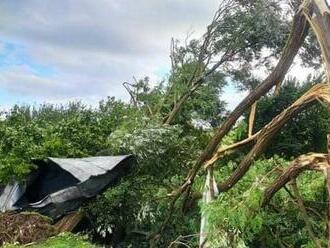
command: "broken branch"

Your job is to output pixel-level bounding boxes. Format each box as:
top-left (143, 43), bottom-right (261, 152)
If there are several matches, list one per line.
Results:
top-left (262, 153), bottom-right (329, 206)
top-left (218, 83), bottom-right (330, 193)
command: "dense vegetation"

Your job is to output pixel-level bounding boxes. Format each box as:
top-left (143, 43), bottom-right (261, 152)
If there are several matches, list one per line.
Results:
top-left (1, 0), bottom-right (330, 247)
top-left (4, 233), bottom-right (95, 248)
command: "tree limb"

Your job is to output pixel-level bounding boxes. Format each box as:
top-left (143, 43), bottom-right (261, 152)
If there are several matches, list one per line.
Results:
top-left (262, 153), bottom-right (329, 206)
top-left (289, 179), bottom-right (322, 248)
top-left (218, 83), bottom-right (330, 193)
top-left (180, 9), bottom-right (311, 198)
top-left (155, 7), bottom-right (311, 242)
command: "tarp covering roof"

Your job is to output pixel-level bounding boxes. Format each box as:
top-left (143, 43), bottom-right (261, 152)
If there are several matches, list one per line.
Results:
top-left (0, 155), bottom-right (133, 219)
top-left (48, 156), bottom-right (132, 182)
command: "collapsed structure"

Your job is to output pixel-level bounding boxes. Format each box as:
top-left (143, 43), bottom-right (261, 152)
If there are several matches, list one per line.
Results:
top-left (0, 155), bottom-right (133, 219)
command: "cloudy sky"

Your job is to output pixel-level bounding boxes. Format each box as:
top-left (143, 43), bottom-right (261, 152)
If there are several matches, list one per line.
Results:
top-left (0, 0), bottom-right (313, 111)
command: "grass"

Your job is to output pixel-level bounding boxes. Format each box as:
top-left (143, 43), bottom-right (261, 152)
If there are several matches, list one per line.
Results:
top-left (3, 233), bottom-right (96, 248)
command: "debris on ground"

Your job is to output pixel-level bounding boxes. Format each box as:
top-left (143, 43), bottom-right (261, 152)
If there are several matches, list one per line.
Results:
top-left (0, 211), bottom-right (57, 246)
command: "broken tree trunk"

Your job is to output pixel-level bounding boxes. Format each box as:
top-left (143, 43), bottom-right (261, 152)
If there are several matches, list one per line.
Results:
top-left (303, 2), bottom-right (330, 243)
top-left (218, 83), bottom-right (330, 192)
top-left (154, 7), bottom-right (311, 242)
top-left (180, 9), bottom-right (310, 196)
top-left (262, 153), bottom-right (329, 206)
top-left (303, 0), bottom-right (330, 81)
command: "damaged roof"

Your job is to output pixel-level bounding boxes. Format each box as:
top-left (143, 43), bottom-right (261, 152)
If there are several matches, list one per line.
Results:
top-left (0, 155), bottom-right (134, 219)
top-left (48, 156), bottom-right (132, 182)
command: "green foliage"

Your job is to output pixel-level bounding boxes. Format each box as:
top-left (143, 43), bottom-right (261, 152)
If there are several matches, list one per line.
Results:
top-left (204, 155), bottom-right (329, 247)
top-left (205, 157), bottom-right (284, 247)
top-left (254, 79), bottom-right (330, 158)
top-left (0, 100), bottom-right (140, 183)
top-left (85, 123), bottom-right (202, 247)
top-left (4, 233), bottom-right (96, 248)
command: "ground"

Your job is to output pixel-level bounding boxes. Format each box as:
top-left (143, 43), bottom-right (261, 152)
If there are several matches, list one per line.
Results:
top-left (3, 233), bottom-right (95, 248)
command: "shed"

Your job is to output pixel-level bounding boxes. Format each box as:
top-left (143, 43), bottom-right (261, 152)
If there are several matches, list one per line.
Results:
top-left (0, 155), bottom-right (133, 219)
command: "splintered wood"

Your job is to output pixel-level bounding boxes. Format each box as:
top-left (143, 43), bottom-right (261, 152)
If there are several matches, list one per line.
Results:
top-left (262, 153), bottom-right (330, 206)
top-left (303, 0), bottom-right (330, 81)
top-left (205, 84), bottom-right (330, 172)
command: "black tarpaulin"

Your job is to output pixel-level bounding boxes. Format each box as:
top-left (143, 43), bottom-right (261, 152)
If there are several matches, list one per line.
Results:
top-left (0, 155), bottom-right (133, 219)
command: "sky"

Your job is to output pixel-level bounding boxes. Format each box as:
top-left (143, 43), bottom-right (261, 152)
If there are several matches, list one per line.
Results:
top-left (0, 0), bottom-right (315, 111)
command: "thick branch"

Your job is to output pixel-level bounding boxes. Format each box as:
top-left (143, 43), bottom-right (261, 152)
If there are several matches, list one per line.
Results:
top-left (182, 10), bottom-right (310, 193)
top-left (218, 83), bottom-right (330, 193)
top-left (204, 131), bottom-right (260, 169)
top-left (262, 153), bottom-right (329, 206)
top-left (303, 0), bottom-right (330, 81)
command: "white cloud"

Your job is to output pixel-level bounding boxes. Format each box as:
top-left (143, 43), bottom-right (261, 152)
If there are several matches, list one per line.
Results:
top-left (0, 0), bottom-right (218, 104)
top-left (0, 0), bottom-right (317, 111)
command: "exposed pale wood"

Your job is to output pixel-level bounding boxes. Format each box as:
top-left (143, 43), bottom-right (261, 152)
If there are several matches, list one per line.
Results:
top-left (262, 153), bottom-right (329, 206)
top-left (218, 84), bottom-right (330, 192)
top-left (204, 131), bottom-right (260, 169)
top-left (303, 0), bottom-right (330, 81)
top-left (181, 10), bottom-right (310, 196)
top-left (274, 82), bottom-right (282, 96)
top-left (54, 212), bottom-right (84, 232)
top-left (248, 102), bottom-right (257, 138)
top-left (199, 167), bottom-right (218, 248)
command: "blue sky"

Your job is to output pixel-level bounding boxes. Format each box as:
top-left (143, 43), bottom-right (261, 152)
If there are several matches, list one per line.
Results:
top-left (0, 0), bottom-right (222, 110)
top-left (0, 0), bottom-right (313, 111)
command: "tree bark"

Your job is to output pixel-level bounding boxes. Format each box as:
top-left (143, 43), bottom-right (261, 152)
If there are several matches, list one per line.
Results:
top-left (204, 131), bottom-right (260, 169)
top-left (218, 83), bottom-right (330, 192)
top-left (305, 0), bottom-right (330, 81)
top-left (262, 153), bottom-right (328, 206)
top-left (182, 11), bottom-right (310, 193)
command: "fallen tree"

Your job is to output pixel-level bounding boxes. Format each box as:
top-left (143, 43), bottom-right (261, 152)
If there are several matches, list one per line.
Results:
top-left (262, 153), bottom-right (330, 207)
top-left (217, 83), bottom-right (330, 192)
top-left (152, 7), bottom-right (312, 243)
top-left (177, 5), bottom-right (311, 201)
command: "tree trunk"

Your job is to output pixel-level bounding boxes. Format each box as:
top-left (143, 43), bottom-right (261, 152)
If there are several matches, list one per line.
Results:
top-left (183, 11), bottom-right (310, 191)
top-left (306, 0), bottom-right (330, 81)
top-left (218, 83), bottom-right (330, 192)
